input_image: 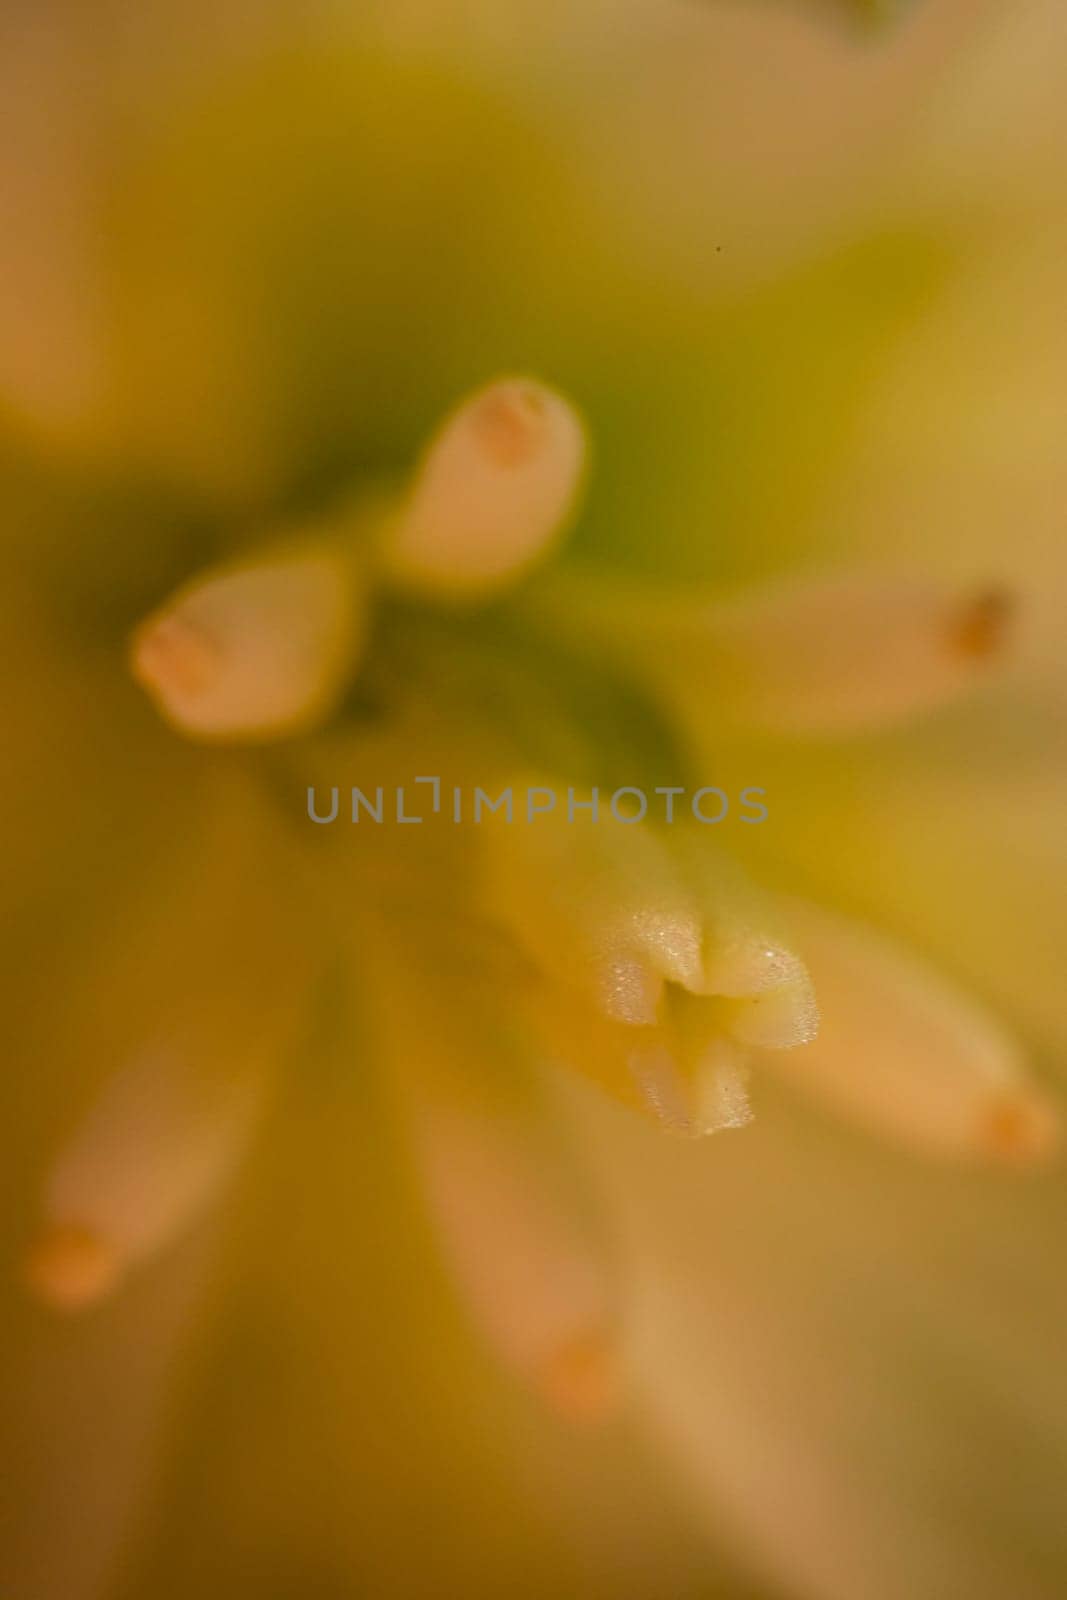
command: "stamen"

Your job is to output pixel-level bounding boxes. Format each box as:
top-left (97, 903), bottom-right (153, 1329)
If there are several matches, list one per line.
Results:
top-left (409, 1083), bottom-right (620, 1419)
top-left (130, 613), bottom-right (222, 701)
top-left (364, 916), bottom-right (621, 1419)
top-left (130, 539), bottom-right (367, 741)
top-left (766, 897), bottom-right (1060, 1163)
top-left (981, 1091), bottom-right (1060, 1166)
top-left (474, 382), bottom-right (551, 468)
top-left (534, 569), bottom-right (1015, 739)
top-left (951, 587), bottom-right (1014, 662)
top-left (24, 1226), bottom-right (122, 1313)
top-left (24, 775), bottom-right (313, 1309)
top-left (27, 1047), bottom-right (265, 1311)
top-left (383, 377), bottom-right (587, 600)
top-left (700, 572), bottom-right (1016, 735)
top-left (536, 1327), bottom-right (619, 1423)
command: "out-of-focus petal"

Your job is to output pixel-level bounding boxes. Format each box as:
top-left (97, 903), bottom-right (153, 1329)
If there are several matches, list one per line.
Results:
top-left (0, 10), bottom-right (110, 445)
top-left (573, 1073), bottom-right (1067, 1600)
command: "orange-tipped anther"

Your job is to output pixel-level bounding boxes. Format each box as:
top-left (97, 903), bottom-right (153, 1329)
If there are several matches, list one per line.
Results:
top-left (25, 1225), bottom-right (123, 1312)
top-left (951, 587), bottom-right (1014, 662)
top-left (537, 1327), bottom-right (621, 1424)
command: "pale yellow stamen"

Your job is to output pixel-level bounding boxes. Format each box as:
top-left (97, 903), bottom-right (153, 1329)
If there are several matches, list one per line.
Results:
top-left (130, 613), bottom-right (223, 702)
top-left (700, 572), bottom-right (1016, 735)
top-left (406, 1081), bottom-right (620, 1416)
top-left (473, 382), bottom-right (551, 468)
top-left (22, 772), bottom-right (310, 1311)
top-left (383, 376), bottom-right (587, 601)
top-left (767, 897), bottom-right (1061, 1164)
top-left (362, 914), bottom-right (620, 1418)
top-left (130, 539), bottom-right (366, 742)
top-left (534, 569), bottom-right (1015, 739)
top-left (27, 1046), bottom-right (265, 1310)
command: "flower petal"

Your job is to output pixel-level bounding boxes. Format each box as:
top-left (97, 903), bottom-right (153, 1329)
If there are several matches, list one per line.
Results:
top-left (572, 1071), bottom-right (1067, 1600)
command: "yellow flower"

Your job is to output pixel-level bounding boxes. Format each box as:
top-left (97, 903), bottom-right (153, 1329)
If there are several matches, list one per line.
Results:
top-left (3, 4), bottom-right (1067, 1599)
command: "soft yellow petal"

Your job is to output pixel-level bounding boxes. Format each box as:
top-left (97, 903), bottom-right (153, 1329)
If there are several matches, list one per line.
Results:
top-left (1, 1232), bottom-right (222, 1600)
top-left (571, 1070), bottom-right (1067, 1600)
